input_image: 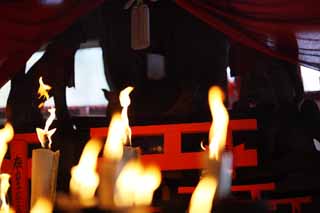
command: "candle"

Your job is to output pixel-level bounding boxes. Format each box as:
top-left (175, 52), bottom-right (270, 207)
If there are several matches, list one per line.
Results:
top-left (206, 86), bottom-right (232, 199)
top-left (31, 108), bottom-right (59, 209)
top-left (189, 86), bottom-right (232, 213)
top-left (31, 149), bottom-right (60, 208)
top-left (207, 151), bottom-right (233, 199)
top-left (99, 87), bottom-right (135, 209)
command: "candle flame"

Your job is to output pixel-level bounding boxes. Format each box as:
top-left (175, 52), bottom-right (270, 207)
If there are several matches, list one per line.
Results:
top-left (114, 160), bottom-right (161, 207)
top-left (36, 108), bottom-right (56, 149)
top-left (0, 123), bottom-right (14, 167)
top-left (0, 174), bottom-right (11, 213)
top-left (103, 113), bottom-right (126, 160)
top-left (208, 86), bottom-right (229, 160)
top-left (189, 176), bottom-right (217, 213)
top-left (70, 139), bottom-right (102, 205)
top-left (38, 77), bottom-right (52, 108)
top-left (119, 86), bottom-right (134, 146)
top-left (30, 197), bottom-right (53, 213)
top-left (200, 141), bottom-right (207, 151)
top-left (103, 86), bottom-right (134, 159)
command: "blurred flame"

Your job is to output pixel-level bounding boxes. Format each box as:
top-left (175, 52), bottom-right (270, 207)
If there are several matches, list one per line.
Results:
top-left (38, 77), bottom-right (52, 108)
top-left (119, 86), bottom-right (134, 146)
top-left (0, 174), bottom-right (11, 213)
top-left (70, 139), bottom-right (102, 205)
top-left (30, 198), bottom-right (53, 213)
top-left (189, 176), bottom-right (217, 213)
top-left (208, 86), bottom-right (229, 160)
top-left (114, 160), bottom-right (161, 207)
top-left (103, 113), bottom-right (126, 160)
top-left (0, 123), bottom-right (14, 167)
top-left (36, 108), bottom-right (56, 149)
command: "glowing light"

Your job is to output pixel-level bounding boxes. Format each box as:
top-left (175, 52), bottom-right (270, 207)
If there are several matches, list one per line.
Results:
top-left (208, 86), bottom-right (229, 160)
top-left (189, 176), bottom-right (217, 213)
top-left (200, 141), bottom-right (207, 151)
top-left (0, 174), bottom-right (11, 213)
top-left (30, 197), bottom-right (53, 213)
top-left (119, 86), bottom-right (134, 146)
top-left (114, 160), bottom-right (161, 207)
top-left (36, 108), bottom-right (56, 149)
top-left (38, 77), bottom-right (51, 108)
top-left (70, 139), bottom-right (102, 205)
top-left (103, 113), bottom-right (126, 160)
top-left (0, 123), bottom-right (14, 167)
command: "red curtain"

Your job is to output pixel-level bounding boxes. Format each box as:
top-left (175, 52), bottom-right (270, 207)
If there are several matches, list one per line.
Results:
top-left (176, 0), bottom-right (320, 71)
top-left (0, 0), bottom-right (104, 87)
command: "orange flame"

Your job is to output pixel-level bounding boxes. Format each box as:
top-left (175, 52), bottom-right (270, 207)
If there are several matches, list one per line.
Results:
top-left (114, 160), bottom-right (161, 207)
top-left (189, 176), bottom-right (217, 213)
top-left (0, 174), bottom-right (11, 213)
top-left (36, 108), bottom-right (56, 149)
top-left (38, 77), bottom-right (52, 108)
top-left (103, 113), bottom-right (126, 160)
top-left (208, 86), bottom-right (229, 160)
top-left (70, 139), bottom-right (102, 205)
top-left (119, 86), bottom-right (134, 146)
top-left (30, 197), bottom-right (53, 213)
top-left (103, 86), bottom-right (134, 160)
top-left (0, 123), bottom-right (14, 168)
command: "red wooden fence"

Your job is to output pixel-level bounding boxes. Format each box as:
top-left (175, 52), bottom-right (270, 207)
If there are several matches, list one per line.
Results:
top-left (1, 119), bottom-right (313, 213)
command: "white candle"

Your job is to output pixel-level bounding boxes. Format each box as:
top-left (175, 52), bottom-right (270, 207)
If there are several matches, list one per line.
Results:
top-left (30, 149), bottom-right (60, 209)
top-left (207, 151), bottom-right (233, 199)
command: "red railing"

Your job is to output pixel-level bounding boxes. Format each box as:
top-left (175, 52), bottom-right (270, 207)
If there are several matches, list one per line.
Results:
top-left (91, 120), bottom-right (258, 171)
top-left (1, 119), bottom-right (313, 213)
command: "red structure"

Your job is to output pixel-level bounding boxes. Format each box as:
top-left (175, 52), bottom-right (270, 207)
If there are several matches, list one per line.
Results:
top-left (0, 119), bottom-right (313, 212)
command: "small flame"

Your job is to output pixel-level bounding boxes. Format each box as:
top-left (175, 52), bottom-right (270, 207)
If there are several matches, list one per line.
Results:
top-left (119, 86), bottom-right (134, 146)
top-left (0, 174), bottom-right (11, 213)
top-left (70, 139), bottom-right (102, 205)
top-left (36, 108), bottom-right (56, 149)
top-left (30, 198), bottom-right (53, 213)
top-left (114, 160), bottom-right (161, 207)
top-left (200, 141), bottom-right (207, 151)
top-left (189, 176), bottom-right (217, 213)
top-left (208, 86), bottom-right (229, 160)
top-left (0, 123), bottom-right (14, 167)
top-left (38, 77), bottom-right (52, 108)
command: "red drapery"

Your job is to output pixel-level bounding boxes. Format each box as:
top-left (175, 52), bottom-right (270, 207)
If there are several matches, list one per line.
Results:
top-left (176, 0), bottom-right (320, 71)
top-left (0, 0), bottom-right (104, 87)
top-left (1, 0), bottom-right (320, 88)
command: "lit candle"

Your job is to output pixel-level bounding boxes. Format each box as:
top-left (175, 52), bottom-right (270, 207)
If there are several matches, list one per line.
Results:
top-left (31, 108), bottom-right (59, 209)
top-left (190, 86), bottom-right (232, 213)
top-left (207, 86), bottom-right (232, 199)
top-left (0, 123), bottom-right (14, 212)
top-left (99, 86), bottom-right (138, 209)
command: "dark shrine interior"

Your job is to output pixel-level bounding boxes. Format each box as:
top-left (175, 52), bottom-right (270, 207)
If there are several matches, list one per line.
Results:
top-left (1, 0), bottom-right (320, 212)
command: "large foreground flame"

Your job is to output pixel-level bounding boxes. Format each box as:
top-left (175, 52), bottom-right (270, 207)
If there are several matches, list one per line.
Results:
top-left (30, 198), bottom-right (53, 213)
top-left (189, 176), bottom-right (217, 213)
top-left (36, 108), bottom-right (56, 149)
top-left (38, 77), bottom-right (52, 109)
top-left (70, 139), bottom-right (102, 205)
top-left (114, 160), bottom-right (161, 207)
top-left (0, 174), bottom-right (11, 213)
top-left (208, 86), bottom-right (229, 160)
top-left (0, 123), bottom-right (14, 168)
